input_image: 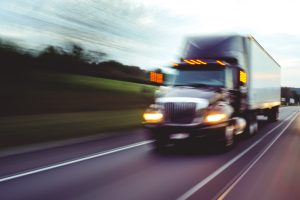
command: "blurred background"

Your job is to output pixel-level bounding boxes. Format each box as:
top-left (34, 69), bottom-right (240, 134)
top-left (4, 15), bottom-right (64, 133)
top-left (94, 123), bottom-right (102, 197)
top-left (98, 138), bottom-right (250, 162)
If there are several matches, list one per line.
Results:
top-left (1, 0), bottom-right (300, 149)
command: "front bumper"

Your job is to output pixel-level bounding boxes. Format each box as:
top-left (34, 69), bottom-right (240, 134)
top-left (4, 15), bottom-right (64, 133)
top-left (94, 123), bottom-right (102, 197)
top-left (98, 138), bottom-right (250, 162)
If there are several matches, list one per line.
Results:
top-left (144, 122), bottom-right (229, 142)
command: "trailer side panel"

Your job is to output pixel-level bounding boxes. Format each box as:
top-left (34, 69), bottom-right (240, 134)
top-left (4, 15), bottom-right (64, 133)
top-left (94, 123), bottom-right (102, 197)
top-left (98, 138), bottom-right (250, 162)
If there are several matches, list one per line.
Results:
top-left (247, 37), bottom-right (281, 110)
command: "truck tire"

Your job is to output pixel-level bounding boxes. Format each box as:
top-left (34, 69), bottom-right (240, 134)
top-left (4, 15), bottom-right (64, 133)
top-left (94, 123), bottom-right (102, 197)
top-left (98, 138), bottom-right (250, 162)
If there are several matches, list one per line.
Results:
top-left (219, 124), bottom-right (235, 151)
top-left (225, 125), bottom-right (235, 147)
top-left (245, 112), bottom-right (258, 137)
top-left (267, 107), bottom-right (279, 122)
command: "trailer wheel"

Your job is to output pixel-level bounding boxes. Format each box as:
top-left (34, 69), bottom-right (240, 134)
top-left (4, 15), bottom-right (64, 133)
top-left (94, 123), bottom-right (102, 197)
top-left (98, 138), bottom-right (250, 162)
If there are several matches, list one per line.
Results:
top-left (245, 112), bottom-right (258, 137)
top-left (267, 107), bottom-right (279, 122)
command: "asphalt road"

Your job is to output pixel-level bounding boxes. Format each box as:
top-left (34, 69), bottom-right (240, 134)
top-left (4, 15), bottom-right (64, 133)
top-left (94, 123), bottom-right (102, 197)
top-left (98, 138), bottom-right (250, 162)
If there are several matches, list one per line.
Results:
top-left (0, 106), bottom-right (300, 200)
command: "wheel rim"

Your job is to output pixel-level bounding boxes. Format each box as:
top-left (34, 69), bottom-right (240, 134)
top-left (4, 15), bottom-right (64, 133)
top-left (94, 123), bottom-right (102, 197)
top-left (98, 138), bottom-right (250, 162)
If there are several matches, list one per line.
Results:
top-left (225, 126), bottom-right (234, 146)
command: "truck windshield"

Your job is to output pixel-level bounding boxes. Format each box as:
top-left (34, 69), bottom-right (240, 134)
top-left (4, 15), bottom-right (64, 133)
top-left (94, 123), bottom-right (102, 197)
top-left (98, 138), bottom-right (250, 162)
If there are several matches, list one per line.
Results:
top-left (172, 67), bottom-right (225, 87)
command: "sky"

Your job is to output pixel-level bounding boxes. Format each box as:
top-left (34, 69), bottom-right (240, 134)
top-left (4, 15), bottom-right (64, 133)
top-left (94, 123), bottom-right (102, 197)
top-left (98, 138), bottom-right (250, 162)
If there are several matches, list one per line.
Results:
top-left (0, 0), bottom-right (300, 87)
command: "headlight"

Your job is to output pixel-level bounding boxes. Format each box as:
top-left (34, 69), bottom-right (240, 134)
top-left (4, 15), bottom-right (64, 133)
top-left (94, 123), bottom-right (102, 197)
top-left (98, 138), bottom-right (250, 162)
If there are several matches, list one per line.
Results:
top-left (143, 112), bottom-right (164, 123)
top-left (205, 113), bottom-right (227, 123)
top-left (143, 104), bottom-right (164, 123)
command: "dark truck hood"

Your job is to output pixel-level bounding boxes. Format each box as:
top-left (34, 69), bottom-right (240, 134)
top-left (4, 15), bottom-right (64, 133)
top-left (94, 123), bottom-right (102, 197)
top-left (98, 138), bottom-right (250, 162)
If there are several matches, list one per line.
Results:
top-left (157, 86), bottom-right (224, 104)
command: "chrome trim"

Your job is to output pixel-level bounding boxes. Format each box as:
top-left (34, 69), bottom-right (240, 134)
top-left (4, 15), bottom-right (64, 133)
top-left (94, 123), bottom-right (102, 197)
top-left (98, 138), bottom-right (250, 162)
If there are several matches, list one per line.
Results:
top-left (156, 97), bottom-right (209, 110)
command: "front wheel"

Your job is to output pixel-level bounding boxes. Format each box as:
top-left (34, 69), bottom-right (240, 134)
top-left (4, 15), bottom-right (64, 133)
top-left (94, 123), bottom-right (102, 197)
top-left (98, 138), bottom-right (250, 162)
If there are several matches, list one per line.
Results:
top-left (219, 125), bottom-right (236, 151)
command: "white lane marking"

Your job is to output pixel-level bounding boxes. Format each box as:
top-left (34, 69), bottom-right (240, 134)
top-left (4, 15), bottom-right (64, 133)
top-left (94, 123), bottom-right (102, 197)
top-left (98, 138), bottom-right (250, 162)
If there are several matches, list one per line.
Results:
top-left (177, 112), bottom-right (298, 200)
top-left (0, 107), bottom-right (296, 185)
top-left (217, 112), bottom-right (299, 200)
top-left (0, 140), bottom-right (153, 183)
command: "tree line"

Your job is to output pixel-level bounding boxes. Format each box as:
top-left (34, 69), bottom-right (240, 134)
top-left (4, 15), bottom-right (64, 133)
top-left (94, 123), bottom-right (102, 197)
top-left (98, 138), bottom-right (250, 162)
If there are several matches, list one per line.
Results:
top-left (0, 39), bottom-right (152, 84)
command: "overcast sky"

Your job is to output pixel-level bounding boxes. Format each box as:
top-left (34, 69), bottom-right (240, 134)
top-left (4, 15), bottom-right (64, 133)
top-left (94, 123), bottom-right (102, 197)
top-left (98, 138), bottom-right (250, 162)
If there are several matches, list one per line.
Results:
top-left (0, 0), bottom-right (299, 87)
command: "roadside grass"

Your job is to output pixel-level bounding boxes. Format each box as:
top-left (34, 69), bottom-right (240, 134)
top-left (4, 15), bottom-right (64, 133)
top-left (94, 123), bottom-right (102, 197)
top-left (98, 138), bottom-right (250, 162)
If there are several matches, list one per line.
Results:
top-left (0, 69), bottom-right (156, 115)
top-left (0, 109), bottom-right (145, 149)
top-left (0, 69), bottom-right (156, 150)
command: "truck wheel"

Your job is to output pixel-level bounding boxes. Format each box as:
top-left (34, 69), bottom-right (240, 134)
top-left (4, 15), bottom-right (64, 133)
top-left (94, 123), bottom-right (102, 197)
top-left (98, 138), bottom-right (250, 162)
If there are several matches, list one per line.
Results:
top-left (220, 125), bottom-right (235, 150)
top-left (245, 112), bottom-right (258, 137)
top-left (225, 125), bottom-right (235, 147)
top-left (267, 107), bottom-right (279, 122)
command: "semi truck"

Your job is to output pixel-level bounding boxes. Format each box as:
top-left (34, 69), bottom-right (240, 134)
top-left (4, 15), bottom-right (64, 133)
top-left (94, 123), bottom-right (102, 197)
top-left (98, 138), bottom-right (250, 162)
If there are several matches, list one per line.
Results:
top-left (143, 34), bottom-right (281, 150)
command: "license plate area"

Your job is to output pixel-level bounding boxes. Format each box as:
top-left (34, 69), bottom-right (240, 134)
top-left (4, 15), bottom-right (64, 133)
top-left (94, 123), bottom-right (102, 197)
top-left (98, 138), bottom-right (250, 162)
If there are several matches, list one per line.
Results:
top-left (170, 133), bottom-right (190, 140)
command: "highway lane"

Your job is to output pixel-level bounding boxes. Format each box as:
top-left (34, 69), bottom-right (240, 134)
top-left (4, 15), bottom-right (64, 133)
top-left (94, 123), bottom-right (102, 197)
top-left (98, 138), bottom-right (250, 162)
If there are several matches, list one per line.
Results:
top-left (0, 128), bottom-right (150, 177)
top-left (217, 108), bottom-right (300, 200)
top-left (0, 106), bottom-right (299, 200)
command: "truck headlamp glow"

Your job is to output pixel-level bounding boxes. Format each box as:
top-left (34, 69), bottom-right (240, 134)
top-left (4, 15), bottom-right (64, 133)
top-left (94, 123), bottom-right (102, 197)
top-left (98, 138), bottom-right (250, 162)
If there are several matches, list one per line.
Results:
top-left (205, 113), bottom-right (227, 123)
top-left (143, 112), bottom-right (163, 123)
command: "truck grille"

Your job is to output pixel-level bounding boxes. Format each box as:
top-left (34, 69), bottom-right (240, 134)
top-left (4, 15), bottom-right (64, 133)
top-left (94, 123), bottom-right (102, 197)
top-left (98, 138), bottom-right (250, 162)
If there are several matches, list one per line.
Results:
top-left (164, 102), bottom-right (196, 124)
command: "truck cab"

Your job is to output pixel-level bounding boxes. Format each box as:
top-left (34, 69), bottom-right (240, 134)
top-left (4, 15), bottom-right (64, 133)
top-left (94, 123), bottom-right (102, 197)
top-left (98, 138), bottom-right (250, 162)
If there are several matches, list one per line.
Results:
top-left (143, 59), bottom-right (248, 150)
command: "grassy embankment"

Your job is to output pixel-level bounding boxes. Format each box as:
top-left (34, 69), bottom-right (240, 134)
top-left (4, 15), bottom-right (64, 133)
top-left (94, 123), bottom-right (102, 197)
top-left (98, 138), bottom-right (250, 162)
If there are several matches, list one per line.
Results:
top-left (0, 68), bottom-right (156, 149)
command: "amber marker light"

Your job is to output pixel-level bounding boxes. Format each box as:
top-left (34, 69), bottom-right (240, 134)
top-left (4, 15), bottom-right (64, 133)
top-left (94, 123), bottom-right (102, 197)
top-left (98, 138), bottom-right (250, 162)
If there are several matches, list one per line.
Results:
top-left (216, 60), bottom-right (226, 66)
top-left (173, 63), bottom-right (179, 67)
top-left (183, 59), bottom-right (195, 65)
top-left (190, 59), bottom-right (201, 64)
top-left (156, 73), bottom-right (163, 84)
top-left (150, 72), bottom-right (164, 84)
top-left (196, 59), bottom-right (207, 64)
top-left (240, 71), bottom-right (247, 84)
